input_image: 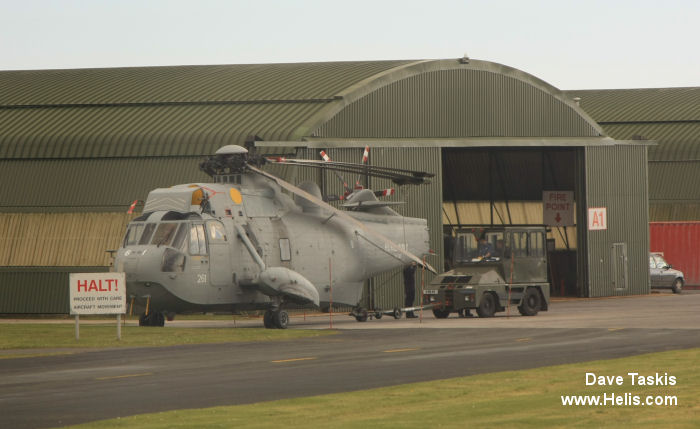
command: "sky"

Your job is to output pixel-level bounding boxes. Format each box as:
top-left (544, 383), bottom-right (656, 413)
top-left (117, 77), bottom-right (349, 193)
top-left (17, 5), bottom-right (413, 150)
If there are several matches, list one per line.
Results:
top-left (1, 0), bottom-right (698, 89)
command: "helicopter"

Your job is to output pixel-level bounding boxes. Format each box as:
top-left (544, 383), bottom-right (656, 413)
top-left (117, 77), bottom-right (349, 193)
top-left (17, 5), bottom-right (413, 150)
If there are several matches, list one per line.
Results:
top-left (113, 144), bottom-right (436, 329)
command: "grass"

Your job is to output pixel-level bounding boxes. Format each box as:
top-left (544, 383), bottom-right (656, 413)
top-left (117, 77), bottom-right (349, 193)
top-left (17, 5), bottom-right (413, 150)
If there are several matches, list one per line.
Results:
top-left (65, 348), bottom-right (699, 429)
top-left (0, 323), bottom-right (335, 353)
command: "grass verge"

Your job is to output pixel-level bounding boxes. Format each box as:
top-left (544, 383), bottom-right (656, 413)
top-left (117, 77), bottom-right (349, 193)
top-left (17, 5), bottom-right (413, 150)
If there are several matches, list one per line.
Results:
top-left (67, 348), bottom-right (699, 428)
top-left (0, 324), bottom-right (334, 353)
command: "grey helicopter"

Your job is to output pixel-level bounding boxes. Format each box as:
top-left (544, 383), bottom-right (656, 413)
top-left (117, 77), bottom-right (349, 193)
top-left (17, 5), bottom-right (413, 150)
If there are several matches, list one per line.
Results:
top-left (113, 144), bottom-right (436, 329)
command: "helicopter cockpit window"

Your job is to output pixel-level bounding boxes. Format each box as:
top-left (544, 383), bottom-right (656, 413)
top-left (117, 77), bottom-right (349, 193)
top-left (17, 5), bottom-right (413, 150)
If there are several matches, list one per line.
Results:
top-left (189, 224), bottom-right (208, 255)
top-left (151, 223), bottom-right (179, 246)
top-left (138, 223), bottom-right (157, 245)
top-left (124, 223), bottom-right (144, 247)
top-left (171, 223), bottom-right (188, 252)
top-left (206, 221), bottom-right (227, 243)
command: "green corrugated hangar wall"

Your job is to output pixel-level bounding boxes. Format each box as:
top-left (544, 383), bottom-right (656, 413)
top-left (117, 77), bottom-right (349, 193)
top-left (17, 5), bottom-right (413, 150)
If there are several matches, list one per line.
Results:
top-left (565, 88), bottom-right (700, 221)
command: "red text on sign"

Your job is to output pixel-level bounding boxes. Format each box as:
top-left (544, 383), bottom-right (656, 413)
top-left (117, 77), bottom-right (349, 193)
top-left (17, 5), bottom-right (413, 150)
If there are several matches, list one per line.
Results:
top-left (77, 279), bottom-right (119, 292)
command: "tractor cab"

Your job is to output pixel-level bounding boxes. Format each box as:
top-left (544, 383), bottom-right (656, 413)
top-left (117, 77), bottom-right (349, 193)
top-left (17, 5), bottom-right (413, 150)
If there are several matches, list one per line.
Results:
top-left (426, 226), bottom-right (550, 318)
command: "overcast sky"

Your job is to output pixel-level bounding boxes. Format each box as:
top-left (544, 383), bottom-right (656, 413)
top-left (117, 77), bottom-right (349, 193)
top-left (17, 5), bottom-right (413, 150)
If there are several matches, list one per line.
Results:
top-left (1, 0), bottom-right (698, 89)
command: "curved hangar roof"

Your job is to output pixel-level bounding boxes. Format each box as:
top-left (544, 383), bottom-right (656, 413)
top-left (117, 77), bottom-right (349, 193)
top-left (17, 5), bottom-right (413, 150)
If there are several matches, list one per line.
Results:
top-left (0, 58), bottom-right (606, 159)
top-left (565, 87), bottom-right (700, 161)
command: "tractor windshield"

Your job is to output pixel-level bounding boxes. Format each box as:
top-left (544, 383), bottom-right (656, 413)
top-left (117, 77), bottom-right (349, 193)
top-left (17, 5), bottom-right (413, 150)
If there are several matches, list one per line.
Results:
top-left (453, 229), bottom-right (505, 264)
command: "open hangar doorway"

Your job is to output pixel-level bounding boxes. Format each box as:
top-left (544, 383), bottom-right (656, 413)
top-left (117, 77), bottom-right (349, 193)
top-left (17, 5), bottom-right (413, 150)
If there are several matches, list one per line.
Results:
top-left (441, 147), bottom-right (581, 297)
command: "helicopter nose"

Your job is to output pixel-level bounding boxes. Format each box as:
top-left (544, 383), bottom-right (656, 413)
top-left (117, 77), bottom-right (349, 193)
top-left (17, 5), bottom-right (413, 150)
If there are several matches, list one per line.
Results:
top-left (116, 247), bottom-right (164, 279)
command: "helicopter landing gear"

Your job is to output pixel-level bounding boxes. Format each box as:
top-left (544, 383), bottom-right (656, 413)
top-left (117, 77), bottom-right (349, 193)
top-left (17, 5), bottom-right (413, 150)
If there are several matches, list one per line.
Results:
top-left (273, 310), bottom-right (289, 329)
top-left (353, 307), bottom-right (369, 322)
top-left (263, 310), bottom-right (274, 329)
top-left (138, 311), bottom-right (165, 327)
top-left (263, 307), bottom-right (289, 329)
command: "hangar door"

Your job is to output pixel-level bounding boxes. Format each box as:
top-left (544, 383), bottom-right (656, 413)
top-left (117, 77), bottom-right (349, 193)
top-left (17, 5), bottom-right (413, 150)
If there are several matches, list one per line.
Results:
top-left (441, 147), bottom-right (582, 296)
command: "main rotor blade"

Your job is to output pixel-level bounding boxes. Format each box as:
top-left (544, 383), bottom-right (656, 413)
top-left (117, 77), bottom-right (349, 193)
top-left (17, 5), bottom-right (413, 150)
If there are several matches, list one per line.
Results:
top-left (266, 158), bottom-right (433, 185)
top-left (247, 164), bottom-right (436, 273)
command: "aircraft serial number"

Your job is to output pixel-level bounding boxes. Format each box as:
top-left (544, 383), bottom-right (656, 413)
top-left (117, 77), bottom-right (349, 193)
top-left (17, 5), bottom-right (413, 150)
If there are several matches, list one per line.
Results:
top-left (197, 274), bottom-right (208, 284)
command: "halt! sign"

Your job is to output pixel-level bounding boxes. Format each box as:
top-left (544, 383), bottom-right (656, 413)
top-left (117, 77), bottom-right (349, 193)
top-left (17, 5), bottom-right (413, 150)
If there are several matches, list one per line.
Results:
top-left (69, 273), bottom-right (126, 315)
top-left (543, 191), bottom-right (574, 226)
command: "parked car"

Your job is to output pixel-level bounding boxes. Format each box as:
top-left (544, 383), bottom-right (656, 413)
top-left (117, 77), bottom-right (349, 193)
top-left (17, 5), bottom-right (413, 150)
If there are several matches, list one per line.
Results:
top-left (649, 252), bottom-right (684, 293)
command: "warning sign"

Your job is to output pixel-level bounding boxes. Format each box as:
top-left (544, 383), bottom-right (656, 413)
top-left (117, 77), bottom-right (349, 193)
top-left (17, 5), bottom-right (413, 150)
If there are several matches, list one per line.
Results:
top-left (543, 191), bottom-right (574, 226)
top-left (69, 273), bottom-right (126, 315)
top-left (588, 207), bottom-right (607, 231)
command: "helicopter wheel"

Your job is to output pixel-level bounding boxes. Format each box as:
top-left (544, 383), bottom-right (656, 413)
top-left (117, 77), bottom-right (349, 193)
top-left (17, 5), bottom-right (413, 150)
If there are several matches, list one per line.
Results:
top-left (263, 310), bottom-right (275, 329)
top-left (139, 311), bottom-right (165, 327)
top-left (272, 310), bottom-right (289, 329)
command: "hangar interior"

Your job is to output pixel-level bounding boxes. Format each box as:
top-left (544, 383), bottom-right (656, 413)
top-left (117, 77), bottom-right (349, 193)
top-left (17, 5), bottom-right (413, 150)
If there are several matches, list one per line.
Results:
top-left (0, 57), bottom-right (671, 312)
top-left (441, 147), bottom-right (579, 295)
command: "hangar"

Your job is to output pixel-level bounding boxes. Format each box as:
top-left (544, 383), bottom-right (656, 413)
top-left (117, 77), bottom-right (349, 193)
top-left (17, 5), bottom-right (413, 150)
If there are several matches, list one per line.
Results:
top-left (0, 58), bottom-right (655, 312)
top-left (564, 87), bottom-right (700, 221)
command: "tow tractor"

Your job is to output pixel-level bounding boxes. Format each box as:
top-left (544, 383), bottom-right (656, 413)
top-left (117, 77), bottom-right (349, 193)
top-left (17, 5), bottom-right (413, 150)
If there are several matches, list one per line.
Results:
top-left (424, 226), bottom-right (550, 318)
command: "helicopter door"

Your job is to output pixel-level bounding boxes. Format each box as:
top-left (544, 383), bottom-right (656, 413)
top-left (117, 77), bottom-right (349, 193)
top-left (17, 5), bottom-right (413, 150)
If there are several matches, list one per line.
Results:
top-left (189, 223), bottom-right (210, 285)
top-left (206, 220), bottom-right (230, 287)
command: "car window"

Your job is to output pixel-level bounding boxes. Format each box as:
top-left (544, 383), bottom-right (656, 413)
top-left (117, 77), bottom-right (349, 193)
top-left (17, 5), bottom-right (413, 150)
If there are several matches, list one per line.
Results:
top-left (651, 254), bottom-right (668, 269)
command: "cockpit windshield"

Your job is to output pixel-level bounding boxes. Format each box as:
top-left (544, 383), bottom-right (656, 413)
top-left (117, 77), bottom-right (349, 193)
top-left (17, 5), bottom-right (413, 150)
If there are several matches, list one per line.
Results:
top-left (123, 222), bottom-right (188, 251)
top-left (138, 223), bottom-right (156, 245)
top-left (151, 223), bottom-right (178, 246)
top-left (123, 224), bottom-right (144, 246)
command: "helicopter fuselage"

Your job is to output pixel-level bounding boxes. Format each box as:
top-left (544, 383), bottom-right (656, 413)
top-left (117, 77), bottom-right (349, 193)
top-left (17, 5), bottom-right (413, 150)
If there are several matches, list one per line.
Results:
top-left (114, 174), bottom-right (431, 316)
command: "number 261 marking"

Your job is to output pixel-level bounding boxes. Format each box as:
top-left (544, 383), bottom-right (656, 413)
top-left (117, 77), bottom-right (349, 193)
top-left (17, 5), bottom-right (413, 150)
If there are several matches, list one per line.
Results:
top-left (197, 274), bottom-right (207, 284)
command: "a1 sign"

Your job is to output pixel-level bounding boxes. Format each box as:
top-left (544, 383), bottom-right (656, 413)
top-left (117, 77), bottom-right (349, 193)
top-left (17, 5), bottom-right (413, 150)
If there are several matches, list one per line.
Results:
top-left (69, 273), bottom-right (126, 315)
top-left (543, 191), bottom-right (574, 226)
top-left (588, 207), bottom-right (607, 231)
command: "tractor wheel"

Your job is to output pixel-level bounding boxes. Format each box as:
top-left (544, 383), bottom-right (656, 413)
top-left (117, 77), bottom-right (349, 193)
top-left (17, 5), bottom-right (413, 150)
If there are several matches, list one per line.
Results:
top-left (518, 288), bottom-right (542, 316)
top-left (476, 293), bottom-right (496, 318)
top-left (355, 308), bottom-right (369, 322)
top-left (432, 308), bottom-right (450, 319)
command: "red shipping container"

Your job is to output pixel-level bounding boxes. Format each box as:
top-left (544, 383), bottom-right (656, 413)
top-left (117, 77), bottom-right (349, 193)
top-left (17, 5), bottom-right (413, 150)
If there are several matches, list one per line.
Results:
top-left (649, 222), bottom-right (700, 289)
